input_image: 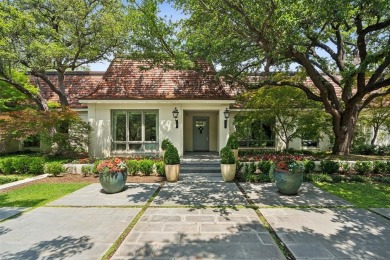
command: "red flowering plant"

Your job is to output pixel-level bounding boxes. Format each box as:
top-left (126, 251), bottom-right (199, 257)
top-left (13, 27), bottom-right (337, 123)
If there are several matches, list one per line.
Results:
top-left (97, 158), bottom-right (127, 174)
top-left (269, 154), bottom-right (305, 174)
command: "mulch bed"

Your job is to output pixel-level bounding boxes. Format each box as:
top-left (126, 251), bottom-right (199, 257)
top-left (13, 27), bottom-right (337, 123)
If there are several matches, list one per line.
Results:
top-left (0, 174), bottom-right (165, 193)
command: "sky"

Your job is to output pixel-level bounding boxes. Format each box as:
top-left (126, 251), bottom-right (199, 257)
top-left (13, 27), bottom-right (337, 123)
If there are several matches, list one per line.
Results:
top-left (89, 2), bottom-right (184, 71)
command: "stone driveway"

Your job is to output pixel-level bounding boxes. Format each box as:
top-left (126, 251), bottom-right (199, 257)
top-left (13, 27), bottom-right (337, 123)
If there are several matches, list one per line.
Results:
top-left (1, 181), bottom-right (389, 259)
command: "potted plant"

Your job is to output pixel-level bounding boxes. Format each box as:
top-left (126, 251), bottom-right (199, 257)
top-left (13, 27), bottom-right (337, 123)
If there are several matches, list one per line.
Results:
top-left (220, 146), bottom-right (237, 182)
top-left (273, 159), bottom-right (304, 195)
top-left (97, 158), bottom-right (127, 194)
top-left (161, 138), bottom-right (172, 157)
top-left (164, 144), bottom-right (180, 182)
top-left (226, 134), bottom-right (239, 160)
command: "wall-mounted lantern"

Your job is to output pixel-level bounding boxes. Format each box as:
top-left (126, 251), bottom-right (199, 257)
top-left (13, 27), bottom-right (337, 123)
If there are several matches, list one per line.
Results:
top-left (223, 108), bottom-right (230, 129)
top-left (172, 107), bottom-right (179, 128)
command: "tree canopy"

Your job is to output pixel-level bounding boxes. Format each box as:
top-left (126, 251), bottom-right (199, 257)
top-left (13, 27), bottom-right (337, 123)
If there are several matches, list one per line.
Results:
top-left (0, 0), bottom-right (130, 109)
top-left (172, 0), bottom-right (390, 154)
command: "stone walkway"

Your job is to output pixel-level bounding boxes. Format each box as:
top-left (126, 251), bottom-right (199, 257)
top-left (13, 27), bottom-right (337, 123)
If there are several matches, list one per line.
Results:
top-left (1, 180), bottom-right (389, 259)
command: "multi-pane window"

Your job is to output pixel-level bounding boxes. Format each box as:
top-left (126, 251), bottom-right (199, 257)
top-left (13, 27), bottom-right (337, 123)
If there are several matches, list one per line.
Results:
top-left (112, 110), bottom-right (158, 152)
top-left (235, 118), bottom-right (275, 147)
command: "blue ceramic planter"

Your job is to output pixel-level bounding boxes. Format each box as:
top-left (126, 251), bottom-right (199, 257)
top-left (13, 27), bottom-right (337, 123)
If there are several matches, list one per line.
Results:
top-left (274, 169), bottom-right (303, 195)
top-left (99, 172), bottom-right (127, 194)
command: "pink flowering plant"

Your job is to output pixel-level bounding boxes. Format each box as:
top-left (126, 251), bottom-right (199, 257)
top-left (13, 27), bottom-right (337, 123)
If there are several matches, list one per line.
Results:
top-left (97, 158), bottom-right (127, 174)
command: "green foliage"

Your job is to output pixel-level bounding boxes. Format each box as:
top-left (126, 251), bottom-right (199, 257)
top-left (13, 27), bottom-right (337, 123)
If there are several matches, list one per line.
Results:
top-left (0, 175), bottom-right (23, 185)
top-left (81, 165), bottom-right (93, 177)
top-left (0, 183), bottom-right (89, 208)
top-left (0, 157), bottom-right (15, 174)
top-left (303, 160), bottom-right (316, 173)
top-left (155, 160), bottom-right (165, 176)
top-left (138, 159), bottom-right (154, 176)
top-left (0, 156), bottom-right (43, 175)
top-left (92, 160), bottom-right (102, 175)
top-left (226, 134), bottom-right (239, 149)
top-left (354, 161), bottom-right (372, 175)
top-left (220, 146), bottom-right (235, 164)
top-left (315, 182), bottom-right (390, 208)
top-left (161, 138), bottom-right (173, 150)
top-left (352, 144), bottom-right (380, 155)
top-left (174, 0), bottom-right (390, 155)
top-left (44, 162), bottom-right (65, 176)
top-left (163, 145), bottom-right (180, 165)
top-left (0, 0), bottom-right (130, 109)
top-left (0, 109), bottom-right (92, 156)
top-left (126, 160), bottom-right (140, 176)
top-left (319, 160), bottom-right (339, 174)
top-left (372, 161), bottom-right (387, 174)
top-left (257, 160), bottom-right (272, 174)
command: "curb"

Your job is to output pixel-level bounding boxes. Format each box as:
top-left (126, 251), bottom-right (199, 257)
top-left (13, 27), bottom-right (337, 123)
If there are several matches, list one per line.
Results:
top-left (0, 174), bottom-right (49, 191)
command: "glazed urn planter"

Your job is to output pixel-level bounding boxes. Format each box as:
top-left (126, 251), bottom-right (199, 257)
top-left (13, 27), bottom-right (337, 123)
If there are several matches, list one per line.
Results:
top-left (274, 168), bottom-right (303, 195)
top-left (99, 172), bottom-right (127, 194)
top-left (221, 163), bottom-right (236, 182)
top-left (165, 164), bottom-right (180, 182)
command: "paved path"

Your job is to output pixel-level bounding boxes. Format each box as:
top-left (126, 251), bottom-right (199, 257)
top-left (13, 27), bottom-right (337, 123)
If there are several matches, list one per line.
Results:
top-left (1, 178), bottom-right (389, 259)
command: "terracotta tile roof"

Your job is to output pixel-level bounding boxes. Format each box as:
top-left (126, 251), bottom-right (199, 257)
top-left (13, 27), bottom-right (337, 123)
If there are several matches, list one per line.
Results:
top-left (82, 59), bottom-right (235, 100)
top-left (30, 71), bottom-right (104, 108)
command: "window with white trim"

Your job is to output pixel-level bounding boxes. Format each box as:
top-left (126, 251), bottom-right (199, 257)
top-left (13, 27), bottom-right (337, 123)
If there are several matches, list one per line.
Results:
top-left (112, 110), bottom-right (158, 152)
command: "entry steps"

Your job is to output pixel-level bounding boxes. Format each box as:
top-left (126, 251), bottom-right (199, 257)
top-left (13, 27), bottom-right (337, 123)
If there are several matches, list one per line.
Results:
top-left (179, 158), bottom-right (223, 183)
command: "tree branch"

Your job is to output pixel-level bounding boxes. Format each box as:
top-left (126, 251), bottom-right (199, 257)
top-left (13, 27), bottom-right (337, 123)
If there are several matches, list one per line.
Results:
top-left (359, 88), bottom-right (390, 111)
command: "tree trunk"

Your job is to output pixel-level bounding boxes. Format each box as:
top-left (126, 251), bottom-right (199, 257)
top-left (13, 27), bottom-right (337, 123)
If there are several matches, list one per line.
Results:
top-left (370, 125), bottom-right (379, 145)
top-left (332, 111), bottom-right (358, 155)
top-left (57, 72), bottom-right (69, 110)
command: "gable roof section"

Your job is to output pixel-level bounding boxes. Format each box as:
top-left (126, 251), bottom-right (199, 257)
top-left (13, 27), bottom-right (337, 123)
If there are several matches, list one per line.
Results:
top-left (31, 71), bottom-right (104, 109)
top-left (82, 59), bottom-right (235, 101)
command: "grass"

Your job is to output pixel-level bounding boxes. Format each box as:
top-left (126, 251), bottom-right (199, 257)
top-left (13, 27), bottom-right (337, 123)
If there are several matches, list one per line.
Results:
top-left (314, 182), bottom-right (390, 208)
top-left (0, 174), bottom-right (37, 185)
top-left (0, 183), bottom-right (90, 208)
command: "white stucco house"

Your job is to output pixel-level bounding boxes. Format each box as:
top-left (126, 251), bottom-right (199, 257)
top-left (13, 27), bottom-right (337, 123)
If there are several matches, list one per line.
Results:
top-left (79, 59), bottom-right (236, 157)
top-left (2, 58), bottom-right (388, 156)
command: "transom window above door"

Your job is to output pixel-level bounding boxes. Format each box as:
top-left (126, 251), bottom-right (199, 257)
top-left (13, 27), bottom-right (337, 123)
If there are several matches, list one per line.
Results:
top-left (112, 110), bottom-right (158, 152)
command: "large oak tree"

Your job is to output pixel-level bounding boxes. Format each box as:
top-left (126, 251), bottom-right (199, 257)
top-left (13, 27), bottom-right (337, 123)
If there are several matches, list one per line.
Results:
top-left (173, 0), bottom-right (390, 155)
top-left (0, 0), bottom-right (130, 110)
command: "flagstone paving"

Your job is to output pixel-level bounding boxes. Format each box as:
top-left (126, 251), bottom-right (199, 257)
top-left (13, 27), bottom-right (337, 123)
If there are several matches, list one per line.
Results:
top-left (240, 182), bottom-right (351, 207)
top-left (0, 207), bottom-right (140, 260)
top-left (1, 176), bottom-right (389, 259)
top-left (370, 208), bottom-right (390, 219)
top-left (0, 207), bottom-right (29, 222)
top-left (48, 183), bottom-right (160, 207)
top-left (260, 208), bottom-right (390, 259)
top-left (151, 182), bottom-right (248, 206)
top-left (112, 208), bottom-right (285, 259)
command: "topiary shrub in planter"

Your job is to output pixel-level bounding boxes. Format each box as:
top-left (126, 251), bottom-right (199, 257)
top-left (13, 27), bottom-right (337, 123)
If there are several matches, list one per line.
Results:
top-left (164, 144), bottom-right (180, 182)
top-left (226, 134), bottom-right (239, 160)
top-left (161, 138), bottom-right (173, 150)
top-left (220, 146), bottom-right (236, 182)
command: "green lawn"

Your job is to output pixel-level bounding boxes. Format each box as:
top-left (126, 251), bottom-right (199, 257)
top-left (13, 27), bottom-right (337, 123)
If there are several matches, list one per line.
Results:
top-left (0, 183), bottom-right (89, 208)
top-left (315, 182), bottom-right (390, 208)
top-left (0, 174), bottom-right (37, 185)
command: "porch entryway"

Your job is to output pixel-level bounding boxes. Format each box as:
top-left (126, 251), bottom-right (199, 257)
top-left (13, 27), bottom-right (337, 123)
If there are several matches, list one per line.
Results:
top-left (183, 110), bottom-right (220, 153)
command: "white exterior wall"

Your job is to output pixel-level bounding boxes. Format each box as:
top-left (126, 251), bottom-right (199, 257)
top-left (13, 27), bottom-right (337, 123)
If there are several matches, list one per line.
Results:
top-left (86, 101), bottom-right (233, 158)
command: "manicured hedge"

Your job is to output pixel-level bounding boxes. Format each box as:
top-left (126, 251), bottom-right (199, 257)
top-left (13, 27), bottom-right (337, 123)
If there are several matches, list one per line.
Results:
top-left (0, 156), bottom-right (45, 175)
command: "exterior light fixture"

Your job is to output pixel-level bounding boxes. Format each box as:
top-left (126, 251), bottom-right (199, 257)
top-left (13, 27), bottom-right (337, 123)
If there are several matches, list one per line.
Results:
top-left (223, 108), bottom-right (230, 129)
top-left (172, 107), bottom-right (179, 128)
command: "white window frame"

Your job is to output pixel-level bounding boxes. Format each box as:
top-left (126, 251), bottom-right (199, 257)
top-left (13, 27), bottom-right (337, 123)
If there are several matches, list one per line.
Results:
top-left (111, 110), bottom-right (159, 152)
